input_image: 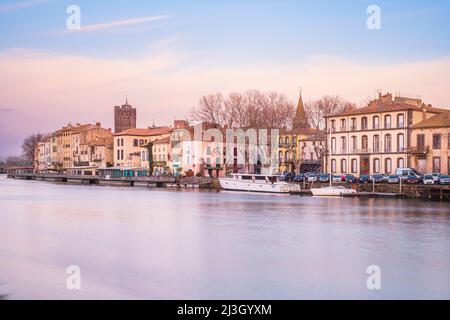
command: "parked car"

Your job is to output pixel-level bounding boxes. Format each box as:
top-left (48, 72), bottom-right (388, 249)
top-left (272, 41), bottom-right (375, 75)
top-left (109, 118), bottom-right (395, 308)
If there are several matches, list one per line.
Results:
top-left (318, 173), bottom-right (330, 183)
top-left (283, 172), bottom-right (295, 182)
top-left (395, 168), bottom-right (422, 181)
top-left (344, 174), bottom-right (358, 183)
top-left (293, 173), bottom-right (305, 182)
top-left (381, 174), bottom-right (390, 183)
top-left (438, 175), bottom-right (450, 185)
top-left (359, 175), bottom-right (370, 184)
top-left (332, 175), bottom-right (342, 183)
top-left (371, 174), bottom-right (384, 183)
top-left (406, 174), bottom-right (420, 184)
top-left (388, 175), bottom-right (400, 184)
top-left (432, 173), bottom-right (441, 183)
top-left (423, 174), bottom-right (434, 185)
top-left (306, 173), bottom-right (318, 182)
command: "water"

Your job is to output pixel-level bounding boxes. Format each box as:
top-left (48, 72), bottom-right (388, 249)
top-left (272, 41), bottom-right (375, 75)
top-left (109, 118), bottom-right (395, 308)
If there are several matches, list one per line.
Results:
top-left (0, 175), bottom-right (449, 299)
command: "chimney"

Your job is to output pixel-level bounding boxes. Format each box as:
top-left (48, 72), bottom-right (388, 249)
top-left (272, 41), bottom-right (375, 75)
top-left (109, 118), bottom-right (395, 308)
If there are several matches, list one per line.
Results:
top-left (96, 122), bottom-right (101, 127)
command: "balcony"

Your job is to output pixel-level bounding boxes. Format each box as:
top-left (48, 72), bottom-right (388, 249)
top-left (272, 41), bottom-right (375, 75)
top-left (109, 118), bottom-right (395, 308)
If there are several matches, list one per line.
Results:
top-left (339, 127), bottom-right (347, 132)
top-left (349, 126), bottom-right (357, 131)
top-left (408, 146), bottom-right (429, 154)
top-left (353, 148), bottom-right (372, 154)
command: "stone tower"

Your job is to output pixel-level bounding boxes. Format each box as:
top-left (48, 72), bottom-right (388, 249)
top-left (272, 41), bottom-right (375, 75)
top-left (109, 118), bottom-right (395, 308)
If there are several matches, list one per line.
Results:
top-left (292, 89), bottom-right (311, 130)
top-left (114, 98), bottom-right (136, 133)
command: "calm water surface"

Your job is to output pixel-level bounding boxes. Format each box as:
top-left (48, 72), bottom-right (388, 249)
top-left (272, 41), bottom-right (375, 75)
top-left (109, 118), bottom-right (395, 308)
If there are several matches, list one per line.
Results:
top-left (0, 175), bottom-right (449, 299)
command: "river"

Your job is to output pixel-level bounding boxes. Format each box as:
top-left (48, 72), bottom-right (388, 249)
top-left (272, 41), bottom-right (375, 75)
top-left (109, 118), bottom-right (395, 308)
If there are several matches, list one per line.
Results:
top-left (0, 175), bottom-right (449, 299)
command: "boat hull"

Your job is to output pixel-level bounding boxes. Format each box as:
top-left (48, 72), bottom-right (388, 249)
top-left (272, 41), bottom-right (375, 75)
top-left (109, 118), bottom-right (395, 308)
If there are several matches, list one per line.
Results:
top-left (219, 178), bottom-right (300, 194)
top-left (310, 187), bottom-right (357, 197)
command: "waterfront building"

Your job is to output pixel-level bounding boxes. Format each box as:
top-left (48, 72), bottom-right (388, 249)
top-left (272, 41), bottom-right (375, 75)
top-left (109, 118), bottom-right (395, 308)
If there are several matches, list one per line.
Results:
top-left (148, 137), bottom-right (171, 173)
top-left (279, 92), bottom-right (325, 173)
top-left (324, 92), bottom-right (450, 176)
top-left (114, 99), bottom-right (136, 133)
top-left (411, 112), bottom-right (450, 174)
top-left (113, 127), bottom-right (172, 168)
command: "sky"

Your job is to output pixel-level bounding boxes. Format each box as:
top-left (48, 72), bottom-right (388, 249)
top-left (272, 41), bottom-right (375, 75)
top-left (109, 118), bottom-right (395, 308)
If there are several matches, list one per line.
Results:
top-left (1, 0), bottom-right (450, 157)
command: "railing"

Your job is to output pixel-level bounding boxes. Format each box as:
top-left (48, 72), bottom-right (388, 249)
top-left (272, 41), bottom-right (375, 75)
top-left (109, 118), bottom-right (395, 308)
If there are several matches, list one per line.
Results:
top-left (408, 146), bottom-right (430, 154)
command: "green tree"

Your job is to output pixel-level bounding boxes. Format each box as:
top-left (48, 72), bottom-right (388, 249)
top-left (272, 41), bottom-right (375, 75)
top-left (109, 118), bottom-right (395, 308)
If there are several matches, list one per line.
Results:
top-left (146, 141), bottom-right (154, 176)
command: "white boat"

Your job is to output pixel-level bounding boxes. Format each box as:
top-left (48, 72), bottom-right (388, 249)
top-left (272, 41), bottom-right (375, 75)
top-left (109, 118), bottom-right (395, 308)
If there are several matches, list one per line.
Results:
top-left (219, 173), bottom-right (301, 194)
top-left (310, 186), bottom-right (357, 197)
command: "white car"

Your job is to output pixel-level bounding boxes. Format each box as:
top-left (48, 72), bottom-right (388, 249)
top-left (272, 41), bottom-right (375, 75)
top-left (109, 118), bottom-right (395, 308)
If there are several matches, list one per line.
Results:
top-left (423, 174), bottom-right (434, 185)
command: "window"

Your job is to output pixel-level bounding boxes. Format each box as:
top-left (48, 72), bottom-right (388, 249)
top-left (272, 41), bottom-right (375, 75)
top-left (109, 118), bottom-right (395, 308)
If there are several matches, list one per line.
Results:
top-left (121, 150), bottom-right (124, 160)
top-left (385, 158), bottom-right (392, 174)
top-left (340, 119), bottom-right (346, 131)
top-left (331, 159), bottom-right (337, 173)
top-left (278, 151), bottom-right (283, 161)
top-left (448, 134), bottom-right (450, 149)
top-left (350, 118), bottom-right (357, 130)
top-left (331, 138), bottom-right (336, 153)
top-left (285, 152), bottom-right (290, 161)
top-left (117, 150), bottom-right (120, 160)
top-left (361, 117), bottom-right (368, 130)
top-left (373, 158), bottom-right (380, 173)
top-left (116, 139), bottom-right (120, 146)
top-left (373, 135), bottom-right (380, 152)
top-left (340, 137), bottom-right (347, 153)
top-left (141, 151), bottom-right (146, 161)
top-left (397, 134), bottom-right (405, 152)
top-left (397, 157), bottom-right (405, 169)
top-left (397, 114), bottom-right (404, 128)
top-left (384, 115), bottom-right (391, 129)
top-left (433, 134), bottom-right (441, 149)
top-left (351, 136), bottom-right (357, 153)
top-left (433, 157), bottom-right (441, 173)
top-left (341, 159), bottom-right (347, 173)
top-left (351, 159), bottom-right (357, 173)
top-left (373, 116), bottom-right (380, 129)
top-left (285, 137), bottom-right (289, 144)
top-left (362, 135), bottom-right (368, 150)
top-left (385, 134), bottom-right (392, 152)
top-left (330, 120), bottom-right (336, 132)
top-left (133, 139), bottom-right (138, 147)
top-left (417, 134), bottom-right (425, 148)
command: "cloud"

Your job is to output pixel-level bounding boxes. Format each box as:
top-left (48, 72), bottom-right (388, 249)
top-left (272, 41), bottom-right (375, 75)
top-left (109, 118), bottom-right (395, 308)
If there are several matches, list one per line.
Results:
top-left (0, 48), bottom-right (449, 156)
top-left (0, 0), bottom-right (51, 13)
top-left (52, 15), bottom-right (171, 35)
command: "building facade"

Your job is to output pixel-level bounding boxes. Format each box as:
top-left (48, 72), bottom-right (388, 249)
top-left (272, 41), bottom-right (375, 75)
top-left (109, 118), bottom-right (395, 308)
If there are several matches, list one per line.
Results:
top-left (324, 92), bottom-right (449, 176)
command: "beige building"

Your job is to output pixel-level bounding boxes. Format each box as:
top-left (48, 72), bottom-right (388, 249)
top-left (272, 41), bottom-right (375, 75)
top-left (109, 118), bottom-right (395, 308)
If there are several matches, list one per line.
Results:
top-left (324, 92), bottom-right (449, 176)
top-left (113, 127), bottom-right (172, 168)
top-left (411, 112), bottom-right (450, 174)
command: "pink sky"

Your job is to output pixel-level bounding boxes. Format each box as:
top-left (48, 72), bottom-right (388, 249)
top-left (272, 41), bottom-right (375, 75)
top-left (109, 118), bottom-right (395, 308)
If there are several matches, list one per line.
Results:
top-left (1, 48), bottom-right (450, 156)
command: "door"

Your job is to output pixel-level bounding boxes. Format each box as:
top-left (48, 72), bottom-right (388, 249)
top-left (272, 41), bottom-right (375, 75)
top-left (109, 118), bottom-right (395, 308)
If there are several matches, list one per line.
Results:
top-left (360, 156), bottom-right (370, 175)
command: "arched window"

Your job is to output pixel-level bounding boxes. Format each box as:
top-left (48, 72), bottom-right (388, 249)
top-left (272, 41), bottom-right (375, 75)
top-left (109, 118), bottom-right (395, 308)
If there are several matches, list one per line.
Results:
top-left (285, 152), bottom-right (290, 161)
top-left (397, 133), bottom-right (405, 152)
top-left (285, 137), bottom-right (289, 144)
top-left (384, 115), bottom-right (391, 129)
top-left (341, 159), bottom-right (347, 173)
top-left (340, 136), bottom-right (347, 153)
top-left (351, 136), bottom-right (357, 153)
top-left (362, 135), bottom-right (368, 150)
top-left (133, 139), bottom-right (138, 147)
top-left (351, 159), bottom-right (358, 173)
top-left (278, 151), bottom-right (283, 161)
top-left (397, 157), bottom-right (405, 169)
top-left (373, 158), bottom-right (380, 173)
top-left (331, 159), bottom-right (337, 173)
top-left (331, 137), bottom-right (336, 153)
top-left (384, 134), bottom-right (392, 152)
top-left (340, 119), bottom-right (346, 131)
top-left (350, 118), bottom-right (357, 131)
top-left (385, 158), bottom-right (392, 174)
top-left (373, 116), bottom-right (380, 129)
top-left (397, 114), bottom-right (405, 128)
top-left (330, 120), bottom-right (336, 132)
top-left (373, 135), bottom-right (380, 153)
top-left (361, 117), bottom-right (368, 130)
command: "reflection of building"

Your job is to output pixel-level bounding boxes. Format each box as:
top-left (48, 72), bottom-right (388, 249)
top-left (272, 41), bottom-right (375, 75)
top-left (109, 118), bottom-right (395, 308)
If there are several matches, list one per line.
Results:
top-left (411, 112), bottom-right (450, 174)
top-left (279, 92), bottom-right (325, 173)
top-left (114, 99), bottom-right (136, 133)
top-left (325, 92), bottom-right (449, 175)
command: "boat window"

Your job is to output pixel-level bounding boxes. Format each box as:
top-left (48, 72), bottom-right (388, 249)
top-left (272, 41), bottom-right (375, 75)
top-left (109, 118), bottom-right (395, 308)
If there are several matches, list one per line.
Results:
top-left (241, 175), bottom-right (252, 180)
top-left (255, 176), bottom-right (266, 181)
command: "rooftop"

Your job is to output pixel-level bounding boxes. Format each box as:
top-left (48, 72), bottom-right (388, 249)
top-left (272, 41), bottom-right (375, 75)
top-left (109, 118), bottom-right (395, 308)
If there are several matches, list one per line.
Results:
top-left (413, 112), bottom-right (450, 129)
top-left (113, 127), bottom-right (172, 137)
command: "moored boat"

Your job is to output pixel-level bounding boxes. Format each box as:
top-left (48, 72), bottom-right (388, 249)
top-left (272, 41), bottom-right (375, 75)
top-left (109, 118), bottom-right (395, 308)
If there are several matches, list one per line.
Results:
top-left (310, 186), bottom-right (357, 197)
top-left (219, 173), bottom-right (301, 193)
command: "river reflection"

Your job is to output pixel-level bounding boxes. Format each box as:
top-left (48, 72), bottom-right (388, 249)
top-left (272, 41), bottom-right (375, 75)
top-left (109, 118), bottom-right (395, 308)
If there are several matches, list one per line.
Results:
top-left (0, 175), bottom-right (449, 299)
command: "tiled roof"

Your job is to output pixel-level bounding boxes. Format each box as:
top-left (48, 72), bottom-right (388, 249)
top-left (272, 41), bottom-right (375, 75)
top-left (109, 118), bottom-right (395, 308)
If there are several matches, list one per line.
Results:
top-left (153, 137), bottom-right (170, 144)
top-left (413, 112), bottom-right (450, 129)
top-left (113, 127), bottom-right (172, 136)
top-left (325, 103), bottom-right (447, 118)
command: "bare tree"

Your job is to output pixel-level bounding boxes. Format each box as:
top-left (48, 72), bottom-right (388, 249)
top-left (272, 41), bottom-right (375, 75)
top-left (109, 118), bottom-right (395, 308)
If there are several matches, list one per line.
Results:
top-left (21, 133), bottom-right (45, 164)
top-left (191, 90), bottom-right (295, 129)
top-left (305, 95), bottom-right (356, 130)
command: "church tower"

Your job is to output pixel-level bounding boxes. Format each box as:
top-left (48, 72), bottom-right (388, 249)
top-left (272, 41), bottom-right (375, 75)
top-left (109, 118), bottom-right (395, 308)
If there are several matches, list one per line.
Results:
top-left (114, 98), bottom-right (137, 133)
top-left (292, 89), bottom-right (311, 131)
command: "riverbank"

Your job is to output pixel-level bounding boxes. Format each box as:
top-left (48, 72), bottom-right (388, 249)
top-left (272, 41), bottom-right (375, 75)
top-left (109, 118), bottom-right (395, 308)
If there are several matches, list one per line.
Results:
top-left (4, 173), bottom-right (450, 201)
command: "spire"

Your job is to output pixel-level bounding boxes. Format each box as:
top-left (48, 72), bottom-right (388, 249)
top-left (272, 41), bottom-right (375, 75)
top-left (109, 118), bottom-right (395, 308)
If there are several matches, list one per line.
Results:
top-left (292, 87), bottom-right (310, 130)
top-left (125, 95), bottom-right (128, 105)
